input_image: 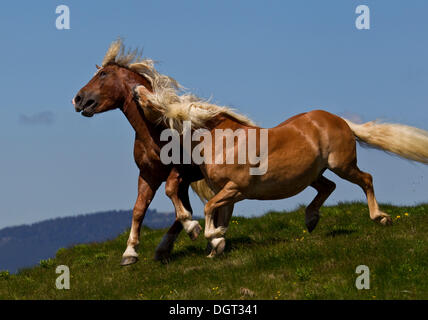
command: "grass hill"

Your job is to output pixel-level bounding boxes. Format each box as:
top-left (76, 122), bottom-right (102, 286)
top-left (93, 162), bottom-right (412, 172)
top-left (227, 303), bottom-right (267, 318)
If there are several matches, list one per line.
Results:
top-left (0, 209), bottom-right (177, 274)
top-left (0, 202), bottom-right (426, 300)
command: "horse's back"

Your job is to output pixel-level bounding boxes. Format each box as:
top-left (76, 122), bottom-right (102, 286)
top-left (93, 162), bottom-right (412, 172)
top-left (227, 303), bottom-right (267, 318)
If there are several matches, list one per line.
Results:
top-left (281, 109), bottom-right (354, 139)
top-left (271, 109), bottom-right (356, 166)
top-left (305, 109), bottom-right (355, 142)
top-left (274, 112), bottom-right (308, 128)
top-left (275, 109), bottom-right (349, 130)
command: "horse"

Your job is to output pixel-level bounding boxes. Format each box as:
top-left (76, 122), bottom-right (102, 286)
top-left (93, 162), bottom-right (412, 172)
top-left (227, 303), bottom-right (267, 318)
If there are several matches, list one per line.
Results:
top-left (72, 39), bottom-right (233, 265)
top-left (135, 85), bottom-right (428, 250)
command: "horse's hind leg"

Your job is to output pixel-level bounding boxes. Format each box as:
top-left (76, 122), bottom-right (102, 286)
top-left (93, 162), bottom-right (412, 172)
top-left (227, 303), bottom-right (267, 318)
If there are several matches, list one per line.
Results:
top-left (331, 160), bottom-right (392, 225)
top-left (204, 182), bottom-right (244, 257)
top-left (206, 204), bottom-right (234, 258)
top-left (306, 175), bottom-right (336, 232)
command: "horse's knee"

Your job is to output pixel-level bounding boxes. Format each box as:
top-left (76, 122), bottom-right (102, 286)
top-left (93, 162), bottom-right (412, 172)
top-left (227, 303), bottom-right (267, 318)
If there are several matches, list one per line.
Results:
top-left (165, 170), bottom-right (182, 199)
top-left (204, 202), bottom-right (215, 217)
top-left (165, 182), bottom-right (177, 199)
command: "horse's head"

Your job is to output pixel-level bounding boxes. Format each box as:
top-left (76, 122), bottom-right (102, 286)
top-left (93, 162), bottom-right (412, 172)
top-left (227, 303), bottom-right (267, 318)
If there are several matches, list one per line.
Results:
top-left (73, 64), bottom-right (137, 117)
top-left (72, 39), bottom-right (157, 117)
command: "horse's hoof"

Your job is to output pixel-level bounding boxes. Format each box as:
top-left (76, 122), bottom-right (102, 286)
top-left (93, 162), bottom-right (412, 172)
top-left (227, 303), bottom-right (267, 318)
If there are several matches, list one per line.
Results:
top-left (305, 215), bottom-right (320, 233)
top-left (207, 251), bottom-right (216, 258)
top-left (120, 256), bottom-right (138, 266)
top-left (214, 237), bottom-right (226, 255)
top-left (188, 222), bottom-right (202, 241)
top-left (154, 250), bottom-right (171, 261)
top-left (380, 216), bottom-right (393, 226)
top-left (205, 242), bottom-right (213, 254)
top-left (206, 237), bottom-right (225, 258)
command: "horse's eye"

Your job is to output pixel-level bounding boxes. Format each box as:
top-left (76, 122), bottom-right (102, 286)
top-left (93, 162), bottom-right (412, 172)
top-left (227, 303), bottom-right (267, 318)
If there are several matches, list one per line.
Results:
top-left (99, 71), bottom-right (107, 78)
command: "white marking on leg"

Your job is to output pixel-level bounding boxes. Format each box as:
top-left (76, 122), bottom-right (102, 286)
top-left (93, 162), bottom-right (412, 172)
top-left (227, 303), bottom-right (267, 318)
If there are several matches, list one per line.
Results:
top-left (123, 246), bottom-right (138, 258)
top-left (210, 237), bottom-right (223, 249)
top-left (173, 200), bottom-right (199, 236)
top-left (182, 219), bottom-right (198, 234)
top-left (215, 226), bottom-right (227, 237)
top-left (205, 226), bottom-right (228, 239)
top-left (207, 237), bottom-right (226, 258)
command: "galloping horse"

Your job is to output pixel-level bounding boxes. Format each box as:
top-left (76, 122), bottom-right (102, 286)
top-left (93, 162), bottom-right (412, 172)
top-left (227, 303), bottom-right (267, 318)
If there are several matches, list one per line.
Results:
top-left (135, 83), bottom-right (428, 251)
top-left (72, 39), bottom-right (232, 264)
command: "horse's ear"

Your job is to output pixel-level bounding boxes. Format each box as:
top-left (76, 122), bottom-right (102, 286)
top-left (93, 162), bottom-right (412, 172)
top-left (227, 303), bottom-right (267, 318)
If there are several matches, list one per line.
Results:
top-left (96, 64), bottom-right (101, 70)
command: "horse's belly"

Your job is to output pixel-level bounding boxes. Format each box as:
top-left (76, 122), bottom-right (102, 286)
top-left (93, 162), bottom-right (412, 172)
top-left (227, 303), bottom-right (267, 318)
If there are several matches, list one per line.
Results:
top-left (244, 171), bottom-right (319, 200)
top-left (246, 182), bottom-right (309, 200)
top-left (204, 119), bottom-right (328, 199)
top-left (242, 149), bottom-right (325, 199)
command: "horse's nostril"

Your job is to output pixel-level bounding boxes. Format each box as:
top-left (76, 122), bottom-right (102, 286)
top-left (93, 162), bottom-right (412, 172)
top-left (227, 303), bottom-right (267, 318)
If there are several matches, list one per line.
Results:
top-left (75, 95), bottom-right (82, 104)
top-left (84, 99), bottom-right (96, 108)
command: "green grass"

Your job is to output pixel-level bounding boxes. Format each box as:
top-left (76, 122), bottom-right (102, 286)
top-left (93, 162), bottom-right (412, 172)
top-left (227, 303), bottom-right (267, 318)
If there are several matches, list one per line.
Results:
top-left (0, 202), bottom-right (427, 300)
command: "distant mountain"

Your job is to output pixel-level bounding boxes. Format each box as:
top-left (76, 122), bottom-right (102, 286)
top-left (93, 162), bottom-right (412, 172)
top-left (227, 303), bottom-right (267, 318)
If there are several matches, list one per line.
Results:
top-left (0, 209), bottom-right (180, 274)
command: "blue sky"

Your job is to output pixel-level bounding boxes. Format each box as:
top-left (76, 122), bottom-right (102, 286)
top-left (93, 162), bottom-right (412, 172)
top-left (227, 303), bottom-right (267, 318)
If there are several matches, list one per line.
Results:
top-left (1, 0), bottom-right (428, 229)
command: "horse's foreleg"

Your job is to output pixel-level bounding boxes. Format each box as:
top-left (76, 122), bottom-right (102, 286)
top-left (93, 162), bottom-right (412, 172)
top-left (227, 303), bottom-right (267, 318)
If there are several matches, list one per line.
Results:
top-left (121, 175), bottom-right (160, 266)
top-left (305, 175), bottom-right (336, 232)
top-left (165, 169), bottom-right (202, 241)
top-left (204, 182), bottom-right (243, 257)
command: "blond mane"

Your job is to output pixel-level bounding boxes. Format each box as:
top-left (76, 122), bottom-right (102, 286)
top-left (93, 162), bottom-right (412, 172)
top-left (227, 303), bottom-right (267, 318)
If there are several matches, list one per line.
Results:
top-left (101, 39), bottom-right (255, 131)
top-left (101, 38), bottom-right (181, 95)
top-left (139, 90), bottom-right (256, 132)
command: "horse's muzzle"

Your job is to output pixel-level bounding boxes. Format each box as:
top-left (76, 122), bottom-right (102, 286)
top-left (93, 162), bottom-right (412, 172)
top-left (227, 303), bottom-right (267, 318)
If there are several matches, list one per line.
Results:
top-left (73, 92), bottom-right (98, 117)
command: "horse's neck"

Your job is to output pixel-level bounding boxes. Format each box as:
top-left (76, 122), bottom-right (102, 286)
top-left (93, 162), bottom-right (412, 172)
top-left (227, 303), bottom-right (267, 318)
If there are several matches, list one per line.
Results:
top-left (121, 92), bottom-right (162, 152)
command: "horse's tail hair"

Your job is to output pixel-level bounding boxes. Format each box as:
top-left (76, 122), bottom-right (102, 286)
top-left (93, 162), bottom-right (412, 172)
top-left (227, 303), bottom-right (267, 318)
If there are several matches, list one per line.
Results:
top-left (343, 118), bottom-right (428, 164)
top-left (190, 179), bottom-right (215, 203)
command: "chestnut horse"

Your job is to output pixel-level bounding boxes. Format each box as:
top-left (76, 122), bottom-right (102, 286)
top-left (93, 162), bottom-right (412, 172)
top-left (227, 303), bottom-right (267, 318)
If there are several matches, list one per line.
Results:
top-left (135, 85), bottom-right (428, 251)
top-left (72, 40), bottom-right (232, 265)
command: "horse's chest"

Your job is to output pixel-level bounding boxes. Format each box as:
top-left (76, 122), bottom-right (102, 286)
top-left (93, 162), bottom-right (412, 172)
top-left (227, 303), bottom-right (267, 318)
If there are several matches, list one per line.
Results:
top-left (133, 140), bottom-right (161, 170)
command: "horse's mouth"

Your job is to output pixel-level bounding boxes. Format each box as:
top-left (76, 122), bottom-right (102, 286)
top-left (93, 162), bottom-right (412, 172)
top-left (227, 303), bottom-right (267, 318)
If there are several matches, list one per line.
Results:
top-left (80, 103), bottom-right (98, 117)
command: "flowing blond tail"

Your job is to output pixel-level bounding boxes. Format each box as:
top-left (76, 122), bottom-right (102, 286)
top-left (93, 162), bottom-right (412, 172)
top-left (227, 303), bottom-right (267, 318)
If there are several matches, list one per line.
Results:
top-left (190, 179), bottom-right (215, 203)
top-left (342, 119), bottom-right (428, 164)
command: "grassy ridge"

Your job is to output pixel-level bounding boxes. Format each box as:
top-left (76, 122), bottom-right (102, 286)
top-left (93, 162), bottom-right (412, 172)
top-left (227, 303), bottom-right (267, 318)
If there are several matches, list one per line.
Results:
top-left (0, 202), bottom-right (427, 300)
